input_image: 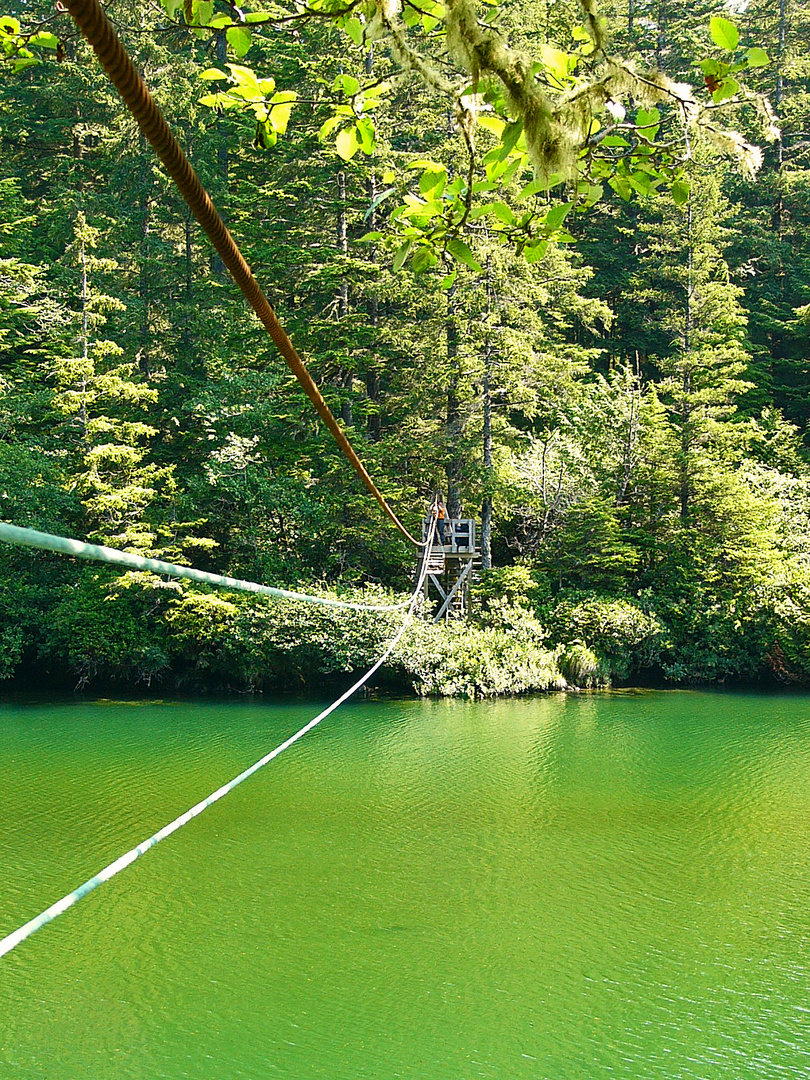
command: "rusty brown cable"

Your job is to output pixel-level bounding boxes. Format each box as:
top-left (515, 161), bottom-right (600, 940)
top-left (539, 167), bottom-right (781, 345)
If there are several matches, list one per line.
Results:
top-left (63, 0), bottom-right (422, 548)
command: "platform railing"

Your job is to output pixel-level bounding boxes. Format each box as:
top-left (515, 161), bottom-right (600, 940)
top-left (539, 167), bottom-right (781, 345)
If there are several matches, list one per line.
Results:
top-left (421, 517), bottom-right (477, 554)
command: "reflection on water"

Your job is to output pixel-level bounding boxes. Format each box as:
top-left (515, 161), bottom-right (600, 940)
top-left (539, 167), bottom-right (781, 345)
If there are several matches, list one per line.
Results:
top-left (1, 691), bottom-right (810, 1078)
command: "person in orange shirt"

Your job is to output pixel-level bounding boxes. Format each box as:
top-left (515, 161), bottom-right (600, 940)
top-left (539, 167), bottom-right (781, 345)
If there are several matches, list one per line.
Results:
top-left (436, 498), bottom-right (447, 545)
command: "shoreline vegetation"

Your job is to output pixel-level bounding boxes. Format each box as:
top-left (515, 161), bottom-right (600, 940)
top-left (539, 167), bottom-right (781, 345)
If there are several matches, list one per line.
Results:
top-left (1, 563), bottom-right (805, 698)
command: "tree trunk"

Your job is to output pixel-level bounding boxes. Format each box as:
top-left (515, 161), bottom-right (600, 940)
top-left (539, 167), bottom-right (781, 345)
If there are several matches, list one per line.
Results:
top-left (680, 201), bottom-right (693, 524)
top-left (337, 169), bottom-right (353, 426)
top-left (774, 0), bottom-right (787, 233)
top-left (337, 169), bottom-right (348, 318)
top-left (481, 346), bottom-right (493, 569)
top-left (183, 202), bottom-right (194, 355)
top-left (481, 263), bottom-right (493, 570)
top-left (138, 135), bottom-right (152, 378)
top-left (211, 34), bottom-right (229, 280)
top-left (445, 286), bottom-right (463, 519)
top-left (365, 170), bottom-right (381, 441)
top-left (78, 223), bottom-right (88, 437)
top-left (656, 0), bottom-right (666, 68)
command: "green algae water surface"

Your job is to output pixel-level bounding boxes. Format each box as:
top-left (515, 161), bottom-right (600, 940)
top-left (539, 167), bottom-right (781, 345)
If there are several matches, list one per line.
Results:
top-left (1, 690), bottom-right (810, 1079)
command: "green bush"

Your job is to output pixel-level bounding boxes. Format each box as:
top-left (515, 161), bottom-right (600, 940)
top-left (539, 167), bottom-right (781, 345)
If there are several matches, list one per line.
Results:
top-left (45, 570), bottom-right (171, 687)
top-left (549, 595), bottom-right (665, 679)
top-left (395, 620), bottom-right (565, 698)
top-left (558, 642), bottom-right (607, 688)
top-left (164, 583), bottom-right (409, 690)
top-left (164, 584), bottom-right (566, 698)
top-left (473, 564), bottom-right (551, 611)
top-left (738, 574), bottom-right (810, 685)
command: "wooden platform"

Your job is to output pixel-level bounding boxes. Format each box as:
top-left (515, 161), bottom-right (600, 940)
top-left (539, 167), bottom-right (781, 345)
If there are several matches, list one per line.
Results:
top-left (420, 518), bottom-right (481, 621)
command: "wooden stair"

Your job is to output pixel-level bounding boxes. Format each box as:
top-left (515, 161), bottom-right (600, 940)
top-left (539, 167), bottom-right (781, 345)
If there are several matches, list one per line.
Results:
top-left (426, 549), bottom-right (446, 575)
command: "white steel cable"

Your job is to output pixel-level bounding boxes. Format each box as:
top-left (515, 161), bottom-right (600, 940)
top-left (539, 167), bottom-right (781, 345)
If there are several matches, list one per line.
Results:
top-left (0, 522), bottom-right (411, 611)
top-left (0, 516), bottom-right (437, 960)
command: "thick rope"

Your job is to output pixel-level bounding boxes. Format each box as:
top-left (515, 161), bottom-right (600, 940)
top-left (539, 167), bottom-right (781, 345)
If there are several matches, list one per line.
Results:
top-left (0, 522), bottom-right (411, 611)
top-left (62, 0), bottom-right (421, 549)
top-left (0, 517), bottom-right (436, 961)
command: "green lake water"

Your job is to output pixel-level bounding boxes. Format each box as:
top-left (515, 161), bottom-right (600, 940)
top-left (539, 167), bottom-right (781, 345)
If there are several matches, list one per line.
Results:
top-left (1, 690), bottom-right (810, 1078)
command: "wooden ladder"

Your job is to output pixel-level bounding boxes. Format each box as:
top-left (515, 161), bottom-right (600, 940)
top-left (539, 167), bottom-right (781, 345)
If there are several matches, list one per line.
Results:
top-left (426, 549), bottom-right (446, 575)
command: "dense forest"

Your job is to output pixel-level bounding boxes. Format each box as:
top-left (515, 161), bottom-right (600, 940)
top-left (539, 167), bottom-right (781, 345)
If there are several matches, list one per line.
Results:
top-left (2, 0), bottom-right (810, 695)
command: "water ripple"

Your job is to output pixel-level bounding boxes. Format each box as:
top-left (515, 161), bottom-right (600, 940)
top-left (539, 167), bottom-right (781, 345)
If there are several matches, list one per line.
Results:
top-left (2, 691), bottom-right (810, 1079)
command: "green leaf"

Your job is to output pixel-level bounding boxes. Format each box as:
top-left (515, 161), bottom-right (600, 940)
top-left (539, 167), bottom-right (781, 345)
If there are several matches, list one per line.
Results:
top-left (244, 10), bottom-right (272, 22)
top-left (227, 26), bottom-right (252, 57)
top-left (636, 107), bottom-right (660, 139)
top-left (401, 196), bottom-right (443, 221)
top-left (28, 31), bottom-right (58, 49)
top-left (253, 119), bottom-right (276, 149)
top-left (227, 65), bottom-right (261, 95)
top-left (540, 44), bottom-right (571, 84)
top-left (446, 238), bottom-right (482, 272)
top-left (441, 270), bottom-right (457, 290)
top-left (0, 15), bottom-right (20, 33)
top-left (358, 230), bottom-right (384, 242)
top-left (419, 167), bottom-right (446, 198)
top-left (590, 159), bottom-right (612, 180)
top-left (609, 174), bottom-right (632, 201)
top-left (319, 115), bottom-right (343, 141)
top-left (518, 179), bottom-right (545, 201)
top-left (198, 92), bottom-right (235, 108)
top-left (500, 156), bottom-right (525, 185)
top-left (344, 16), bottom-right (363, 44)
top-left (333, 73), bottom-right (360, 96)
top-left (523, 239), bottom-right (548, 263)
top-left (712, 77), bottom-right (740, 103)
top-left (355, 117), bottom-right (375, 153)
top-left (335, 126), bottom-right (360, 160)
top-left (627, 170), bottom-right (652, 195)
top-left (392, 240), bottom-right (413, 272)
top-left (582, 183), bottom-right (603, 208)
top-left (710, 16), bottom-right (739, 52)
top-left (477, 114), bottom-right (505, 138)
top-left (363, 187), bottom-right (396, 221)
top-left (365, 82), bottom-right (391, 100)
top-left (199, 67), bottom-right (228, 80)
top-left (230, 84), bottom-right (262, 102)
top-left (746, 47), bottom-right (770, 68)
top-left (268, 91), bottom-right (296, 135)
top-left (491, 202), bottom-right (515, 225)
top-left (671, 179), bottom-right (690, 206)
top-left (406, 158), bottom-right (444, 171)
top-left (545, 202), bottom-right (573, 230)
top-left (193, 0), bottom-right (214, 25)
top-left (499, 120), bottom-right (524, 160)
top-left (410, 246), bottom-right (437, 273)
